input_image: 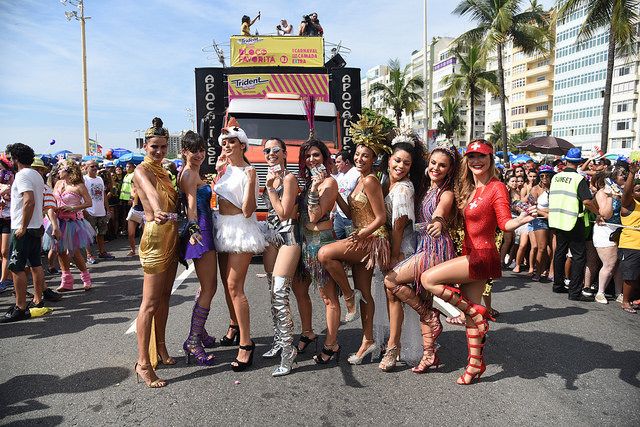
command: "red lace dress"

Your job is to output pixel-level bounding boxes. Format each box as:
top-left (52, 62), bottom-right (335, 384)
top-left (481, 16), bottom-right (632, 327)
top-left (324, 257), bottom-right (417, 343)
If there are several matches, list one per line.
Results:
top-left (463, 177), bottom-right (512, 280)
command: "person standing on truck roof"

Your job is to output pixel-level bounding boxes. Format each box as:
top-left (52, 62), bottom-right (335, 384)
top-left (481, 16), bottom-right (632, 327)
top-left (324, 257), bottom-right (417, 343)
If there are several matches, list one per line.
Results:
top-left (241, 12), bottom-right (260, 36)
top-left (333, 150), bottom-right (359, 240)
top-left (299, 12), bottom-right (323, 36)
top-left (276, 19), bottom-right (293, 36)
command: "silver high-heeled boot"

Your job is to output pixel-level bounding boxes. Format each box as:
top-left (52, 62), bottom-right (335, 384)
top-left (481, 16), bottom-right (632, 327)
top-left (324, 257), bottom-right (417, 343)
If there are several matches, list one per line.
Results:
top-left (271, 276), bottom-right (297, 377)
top-left (263, 274), bottom-right (282, 359)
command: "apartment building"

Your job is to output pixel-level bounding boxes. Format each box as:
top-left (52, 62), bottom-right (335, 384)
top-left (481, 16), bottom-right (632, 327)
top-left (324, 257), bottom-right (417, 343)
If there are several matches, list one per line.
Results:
top-left (552, 5), bottom-right (640, 151)
top-left (484, 42), bottom-right (555, 139)
top-left (432, 39), bottom-right (486, 147)
top-left (360, 65), bottom-right (393, 118)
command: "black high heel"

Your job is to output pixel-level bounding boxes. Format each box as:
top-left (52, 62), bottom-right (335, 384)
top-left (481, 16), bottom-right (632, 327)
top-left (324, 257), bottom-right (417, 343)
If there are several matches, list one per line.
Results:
top-left (314, 344), bottom-right (340, 365)
top-left (231, 341), bottom-right (255, 372)
top-left (219, 324), bottom-right (240, 346)
top-left (296, 333), bottom-right (318, 354)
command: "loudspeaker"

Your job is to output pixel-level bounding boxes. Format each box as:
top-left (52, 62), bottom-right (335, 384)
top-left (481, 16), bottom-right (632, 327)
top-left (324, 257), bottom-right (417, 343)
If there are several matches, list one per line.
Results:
top-left (325, 53), bottom-right (346, 69)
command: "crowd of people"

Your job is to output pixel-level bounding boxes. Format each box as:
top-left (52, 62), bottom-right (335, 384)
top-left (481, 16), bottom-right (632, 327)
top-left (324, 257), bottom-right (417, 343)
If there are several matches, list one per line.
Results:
top-left (2, 116), bottom-right (638, 391)
top-left (240, 11), bottom-right (324, 37)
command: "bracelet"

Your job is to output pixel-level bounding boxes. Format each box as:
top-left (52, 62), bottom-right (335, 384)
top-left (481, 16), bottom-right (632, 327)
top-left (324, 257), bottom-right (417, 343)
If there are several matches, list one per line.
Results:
top-left (267, 186), bottom-right (277, 193)
top-left (307, 191), bottom-right (320, 206)
top-left (187, 221), bottom-right (201, 236)
top-left (430, 216), bottom-right (448, 230)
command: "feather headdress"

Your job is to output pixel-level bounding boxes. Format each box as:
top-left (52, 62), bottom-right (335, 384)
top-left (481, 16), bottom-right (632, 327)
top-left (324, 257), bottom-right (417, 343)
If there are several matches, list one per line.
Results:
top-left (348, 114), bottom-right (391, 155)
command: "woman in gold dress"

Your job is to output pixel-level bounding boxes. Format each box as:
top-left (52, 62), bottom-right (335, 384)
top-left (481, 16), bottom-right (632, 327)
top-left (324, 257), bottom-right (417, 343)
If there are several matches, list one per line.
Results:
top-left (133, 117), bottom-right (179, 388)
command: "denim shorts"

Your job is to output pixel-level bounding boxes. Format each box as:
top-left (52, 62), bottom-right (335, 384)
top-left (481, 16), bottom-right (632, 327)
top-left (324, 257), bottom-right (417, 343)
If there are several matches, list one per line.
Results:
top-left (529, 217), bottom-right (548, 231)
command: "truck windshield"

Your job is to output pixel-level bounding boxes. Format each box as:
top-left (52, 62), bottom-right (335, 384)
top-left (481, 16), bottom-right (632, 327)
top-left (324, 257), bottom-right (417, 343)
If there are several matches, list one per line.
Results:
top-left (232, 114), bottom-right (337, 147)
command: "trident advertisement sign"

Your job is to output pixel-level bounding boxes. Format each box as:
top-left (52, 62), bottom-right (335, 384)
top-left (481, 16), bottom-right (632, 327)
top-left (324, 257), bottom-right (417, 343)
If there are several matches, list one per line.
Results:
top-left (228, 73), bottom-right (329, 101)
top-left (230, 36), bottom-right (324, 67)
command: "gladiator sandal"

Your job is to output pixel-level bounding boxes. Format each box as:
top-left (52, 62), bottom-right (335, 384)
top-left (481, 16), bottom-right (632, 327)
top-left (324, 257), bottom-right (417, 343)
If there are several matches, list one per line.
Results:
top-left (200, 328), bottom-right (216, 348)
top-left (56, 271), bottom-right (74, 292)
top-left (80, 270), bottom-right (92, 291)
top-left (390, 284), bottom-right (439, 330)
top-left (412, 321), bottom-right (443, 374)
top-left (183, 303), bottom-right (215, 366)
top-left (263, 274), bottom-right (282, 359)
top-left (433, 286), bottom-right (494, 337)
top-left (457, 326), bottom-right (486, 385)
top-left (271, 276), bottom-right (297, 377)
top-left (379, 345), bottom-right (401, 372)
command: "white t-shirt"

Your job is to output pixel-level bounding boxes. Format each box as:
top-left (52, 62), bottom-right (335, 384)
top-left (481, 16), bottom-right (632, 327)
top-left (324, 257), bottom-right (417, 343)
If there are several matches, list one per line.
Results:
top-left (84, 175), bottom-right (106, 217)
top-left (335, 167), bottom-right (360, 218)
top-left (10, 168), bottom-right (44, 229)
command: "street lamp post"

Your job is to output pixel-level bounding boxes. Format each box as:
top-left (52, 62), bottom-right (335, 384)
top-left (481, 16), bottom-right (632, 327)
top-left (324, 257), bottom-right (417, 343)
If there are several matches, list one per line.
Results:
top-left (423, 0), bottom-right (428, 144)
top-left (61, 0), bottom-right (91, 155)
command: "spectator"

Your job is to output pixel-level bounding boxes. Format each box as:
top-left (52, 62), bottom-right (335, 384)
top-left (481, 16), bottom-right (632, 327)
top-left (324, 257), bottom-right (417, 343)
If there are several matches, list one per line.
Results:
top-left (276, 19), bottom-right (293, 35)
top-left (332, 150), bottom-right (359, 239)
top-left (549, 147), bottom-right (598, 302)
top-left (299, 12), bottom-right (323, 36)
top-left (618, 161), bottom-right (640, 313)
top-left (0, 154), bottom-right (14, 292)
top-left (119, 162), bottom-right (135, 235)
top-left (1, 143), bottom-right (45, 323)
top-left (241, 12), bottom-right (260, 36)
top-left (83, 160), bottom-right (114, 263)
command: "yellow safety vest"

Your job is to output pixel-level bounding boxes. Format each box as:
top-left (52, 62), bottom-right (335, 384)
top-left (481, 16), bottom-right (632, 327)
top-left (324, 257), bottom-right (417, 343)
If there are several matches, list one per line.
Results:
top-left (120, 173), bottom-right (134, 201)
top-left (548, 171), bottom-right (584, 231)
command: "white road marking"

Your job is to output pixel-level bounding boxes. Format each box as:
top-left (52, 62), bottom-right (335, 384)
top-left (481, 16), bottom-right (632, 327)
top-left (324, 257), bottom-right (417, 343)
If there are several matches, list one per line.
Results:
top-left (124, 262), bottom-right (195, 335)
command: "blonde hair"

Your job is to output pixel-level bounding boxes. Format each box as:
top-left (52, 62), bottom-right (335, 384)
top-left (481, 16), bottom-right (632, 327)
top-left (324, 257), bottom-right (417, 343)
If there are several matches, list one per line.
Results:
top-left (456, 154), bottom-right (497, 210)
top-left (61, 160), bottom-right (84, 185)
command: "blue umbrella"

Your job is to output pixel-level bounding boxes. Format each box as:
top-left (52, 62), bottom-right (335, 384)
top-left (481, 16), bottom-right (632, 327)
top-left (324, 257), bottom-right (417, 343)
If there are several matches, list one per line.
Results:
top-left (114, 153), bottom-right (144, 166)
top-left (513, 154), bottom-right (533, 164)
top-left (53, 150), bottom-right (72, 159)
top-left (111, 148), bottom-right (132, 159)
top-left (82, 155), bottom-right (104, 162)
top-left (171, 159), bottom-right (183, 168)
top-left (495, 151), bottom-right (515, 159)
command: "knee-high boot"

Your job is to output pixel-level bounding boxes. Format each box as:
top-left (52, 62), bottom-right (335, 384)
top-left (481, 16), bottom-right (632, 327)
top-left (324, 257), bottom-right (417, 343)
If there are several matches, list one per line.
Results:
top-left (271, 276), bottom-right (297, 377)
top-left (183, 303), bottom-right (215, 366)
top-left (431, 285), bottom-right (493, 337)
top-left (262, 273), bottom-right (282, 359)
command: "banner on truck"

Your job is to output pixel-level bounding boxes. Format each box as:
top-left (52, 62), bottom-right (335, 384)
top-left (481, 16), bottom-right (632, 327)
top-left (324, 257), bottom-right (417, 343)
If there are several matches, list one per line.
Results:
top-left (330, 68), bottom-right (362, 152)
top-left (230, 36), bottom-right (323, 67)
top-left (228, 73), bottom-right (329, 101)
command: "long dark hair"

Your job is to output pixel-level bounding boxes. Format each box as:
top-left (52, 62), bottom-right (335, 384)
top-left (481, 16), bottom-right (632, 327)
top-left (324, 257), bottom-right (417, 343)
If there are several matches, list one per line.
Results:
top-left (298, 138), bottom-right (332, 182)
top-left (390, 140), bottom-right (428, 219)
top-left (265, 137), bottom-right (287, 166)
top-left (425, 146), bottom-right (461, 226)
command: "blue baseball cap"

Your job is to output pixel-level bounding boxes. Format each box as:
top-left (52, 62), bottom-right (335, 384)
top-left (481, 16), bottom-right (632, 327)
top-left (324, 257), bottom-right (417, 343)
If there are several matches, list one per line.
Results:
top-left (565, 147), bottom-right (583, 163)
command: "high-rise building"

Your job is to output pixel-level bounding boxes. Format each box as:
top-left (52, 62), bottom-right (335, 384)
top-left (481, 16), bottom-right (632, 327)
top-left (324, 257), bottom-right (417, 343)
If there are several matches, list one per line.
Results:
top-left (360, 65), bottom-right (393, 119)
top-left (484, 41), bottom-right (555, 141)
top-left (168, 131), bottom-right (185, 158)
top-left (432, 39), bottom-right (485, 147)
top-left (552, 5), bottom-right (640, 151)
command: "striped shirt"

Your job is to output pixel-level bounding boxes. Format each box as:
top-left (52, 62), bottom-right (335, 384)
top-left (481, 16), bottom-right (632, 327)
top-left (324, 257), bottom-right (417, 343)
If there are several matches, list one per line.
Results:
top-left (43, 184), bottom-right (57, 211)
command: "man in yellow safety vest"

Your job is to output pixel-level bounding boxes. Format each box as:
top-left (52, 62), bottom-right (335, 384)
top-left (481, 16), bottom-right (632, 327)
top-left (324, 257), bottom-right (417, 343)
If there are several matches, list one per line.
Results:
top-left (548, 147), bottom-right (598, 301)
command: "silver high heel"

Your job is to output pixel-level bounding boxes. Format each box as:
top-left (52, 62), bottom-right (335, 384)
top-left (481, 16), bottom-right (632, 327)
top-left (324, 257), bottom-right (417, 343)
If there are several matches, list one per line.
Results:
top-left (272, 346), bottom-right (297, 377)
top-left (262, 343), bottom-right (282, 359)
top-left (347, 340), bottom-right (378, 365)
top-left (344, 289), bottom-right (366, 323)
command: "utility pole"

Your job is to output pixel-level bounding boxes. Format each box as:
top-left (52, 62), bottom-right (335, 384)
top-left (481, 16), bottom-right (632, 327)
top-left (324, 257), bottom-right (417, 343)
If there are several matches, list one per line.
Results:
top-left (423, 0), bottom-right (428, 143)
top-left (62, 0), bottom-right (91, 155)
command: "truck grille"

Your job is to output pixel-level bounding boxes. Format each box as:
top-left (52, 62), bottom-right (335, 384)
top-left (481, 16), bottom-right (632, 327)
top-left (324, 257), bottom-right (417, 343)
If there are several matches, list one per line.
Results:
top-left (253, 163), bottom-right (302, 210)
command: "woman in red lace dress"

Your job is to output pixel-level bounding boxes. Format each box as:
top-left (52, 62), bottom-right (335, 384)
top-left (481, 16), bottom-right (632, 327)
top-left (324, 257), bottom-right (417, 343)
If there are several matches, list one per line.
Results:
top-left (420, 139), bottom-right (536, 385)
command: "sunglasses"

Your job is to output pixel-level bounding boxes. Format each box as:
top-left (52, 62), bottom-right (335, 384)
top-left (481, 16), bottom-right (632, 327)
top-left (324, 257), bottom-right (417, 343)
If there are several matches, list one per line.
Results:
top-left (263, 146), bottom-right (282, 155)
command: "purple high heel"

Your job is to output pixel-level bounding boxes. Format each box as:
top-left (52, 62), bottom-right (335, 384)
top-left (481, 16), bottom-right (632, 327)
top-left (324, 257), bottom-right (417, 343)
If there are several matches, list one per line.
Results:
top-left (201, 328), bottom-right (216, 348)
top-left (184, 303), bottom-right (216, 366)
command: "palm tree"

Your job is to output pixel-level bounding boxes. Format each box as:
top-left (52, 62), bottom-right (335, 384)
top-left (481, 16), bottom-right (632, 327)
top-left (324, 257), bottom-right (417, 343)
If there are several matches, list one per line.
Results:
top-left (486, 121), bottom-right (503, 145)
top-left (509, 128), bottom-right (531, 152)
top-left (435, 98), bottom-right (466, 142)
top-left (558, 0), bottom-right (639, 152)
top-left (369, 59), bottom-right (425, 127)
top-left (442, 43), bottom-right (499, 144)
top-left (453, 0), bottom-right (551, 164)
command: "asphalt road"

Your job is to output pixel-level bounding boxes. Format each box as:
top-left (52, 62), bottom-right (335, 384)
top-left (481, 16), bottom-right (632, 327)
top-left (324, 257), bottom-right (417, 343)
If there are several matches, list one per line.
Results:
top-left (1, 238), bottom-right (639, 426)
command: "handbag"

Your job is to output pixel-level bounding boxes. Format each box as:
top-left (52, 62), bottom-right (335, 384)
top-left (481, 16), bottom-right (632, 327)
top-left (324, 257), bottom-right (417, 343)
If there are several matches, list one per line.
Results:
top-left (609, 227), bottom-right (622, 244)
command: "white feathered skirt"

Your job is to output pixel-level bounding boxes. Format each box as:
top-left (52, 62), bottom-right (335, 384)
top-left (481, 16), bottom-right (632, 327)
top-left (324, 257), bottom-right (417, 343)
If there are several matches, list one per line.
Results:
top-left (214, 212), bottom-right (267, 254)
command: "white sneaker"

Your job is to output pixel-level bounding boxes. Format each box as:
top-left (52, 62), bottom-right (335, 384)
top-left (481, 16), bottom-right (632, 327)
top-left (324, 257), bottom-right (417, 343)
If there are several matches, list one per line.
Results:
top-left (595, 293), bottom-right (608, 304)
top-left (564, 278), bottom-right (570, 289)
top-left (504, 254), bottom-right (511, 265)
top-left (616, 294), bottom-right (624, 303)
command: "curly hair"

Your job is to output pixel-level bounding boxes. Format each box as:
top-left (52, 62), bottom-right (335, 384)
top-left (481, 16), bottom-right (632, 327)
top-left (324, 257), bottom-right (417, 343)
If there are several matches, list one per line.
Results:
top-left (6, 143), bottom-right (34, 166)
top-left (60, 159), bottom-right (84, 185)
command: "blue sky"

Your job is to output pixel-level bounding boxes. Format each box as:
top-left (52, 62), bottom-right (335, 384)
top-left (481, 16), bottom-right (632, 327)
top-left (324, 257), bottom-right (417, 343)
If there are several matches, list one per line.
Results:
top-left (1, 0), bottom-right (555, 154)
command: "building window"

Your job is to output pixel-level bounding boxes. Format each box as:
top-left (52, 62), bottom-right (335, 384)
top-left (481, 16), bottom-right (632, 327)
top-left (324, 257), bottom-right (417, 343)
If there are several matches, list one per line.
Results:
top-left (511, 92), bottom-right (524, 101)
top-left (536, 75), bottom-right (546, 82)
top-left (613, 81), bottom-right (635, 94)
top-left (611, 137), bottom-right (634, 149)
top-left (613, 101), bottom-right (632, 113)
top-left (616, 65), bottom-right (631, 77)
top-left (512, 120), bottom-right (525, 129)
top-left (511, 106), bottom-right (525, 115)
top-left (537, 59), bottom-right (550, 67)
top-left (512, 64), bottom-right (526, 74)
top-left (512, 78), bottom-right (525, 89)
top-left (535, 119), bottom-right (547, 126)
top-left (614, 120), bottom-right (631, 131)
top-left (535, 104), bottom-right (549, 111)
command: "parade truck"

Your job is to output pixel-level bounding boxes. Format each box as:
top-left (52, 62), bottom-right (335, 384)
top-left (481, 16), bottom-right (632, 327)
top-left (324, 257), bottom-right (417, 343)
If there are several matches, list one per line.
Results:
top-left (194, 35), bottom-right (361, 212)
